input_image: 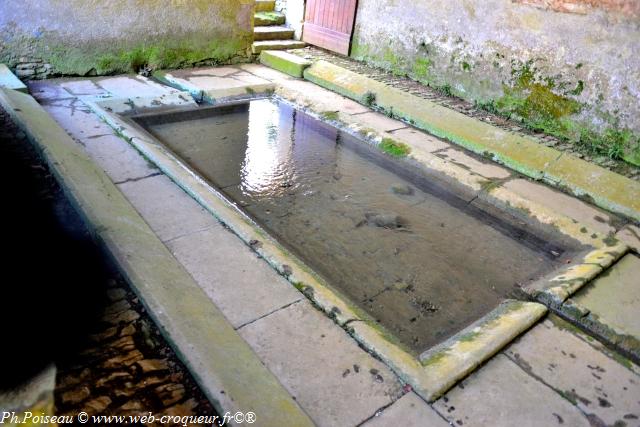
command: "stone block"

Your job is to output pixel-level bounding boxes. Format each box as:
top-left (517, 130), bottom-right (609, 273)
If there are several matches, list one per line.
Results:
top-left (239, 300), bottom-right (402, 426)
top-left (166, 227), bottom-right (303, 328)
top-left (433, 354), bottom-right (590, 426)
top-left (260, 50), bottom-right (312, 78)
top-left (505, 316), bottom-right (640, 426)
top-left (118, 174), bottom-right (219, 242)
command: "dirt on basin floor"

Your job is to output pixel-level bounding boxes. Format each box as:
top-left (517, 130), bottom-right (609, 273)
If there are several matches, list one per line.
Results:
top-left (0, 106), bottom-right (218, 426)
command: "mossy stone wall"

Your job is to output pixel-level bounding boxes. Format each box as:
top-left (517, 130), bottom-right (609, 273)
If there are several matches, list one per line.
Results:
top-left (351, 0), bottom-right (640, 164)
top-left (0, 0), bottom-right (254, 77)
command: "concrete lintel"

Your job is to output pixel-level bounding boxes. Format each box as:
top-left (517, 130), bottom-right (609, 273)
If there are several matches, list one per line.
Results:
top-left (0, 88), bottom-right (313, 427)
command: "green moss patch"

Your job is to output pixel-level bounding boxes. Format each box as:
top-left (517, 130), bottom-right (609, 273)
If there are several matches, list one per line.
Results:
top-left (254, 11), bottom-right (286, 26)
top-left (380, 138), bottom-right (411, 157)
top-left (320, 111), bottom-right (339, 121)
top-left (93, 38), bottom-right (247, 75)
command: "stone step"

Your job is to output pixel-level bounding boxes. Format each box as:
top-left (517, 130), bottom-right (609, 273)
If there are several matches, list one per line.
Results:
top-left (255, 0), bottom-right (276, 12)
top-left (252, 40), bottom-right (306, 54)
top-left (260, 50), bottom-right (312, 78)
top-left (253, 26), bottom-right (295, 41)
top-left (254, 11), bottom-right (286, 26)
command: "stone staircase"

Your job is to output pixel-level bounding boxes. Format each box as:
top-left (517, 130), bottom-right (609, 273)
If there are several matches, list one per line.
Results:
top-left (252, 0), bottom-right (306, 54)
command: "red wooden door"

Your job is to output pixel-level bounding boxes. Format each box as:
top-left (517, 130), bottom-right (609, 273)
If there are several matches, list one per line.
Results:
top-left (303, 0), bottom-right (358, 55)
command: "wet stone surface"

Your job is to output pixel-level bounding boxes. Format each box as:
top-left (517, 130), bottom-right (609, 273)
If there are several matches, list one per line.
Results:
top-left (135, 98), bottom-right (579, 354)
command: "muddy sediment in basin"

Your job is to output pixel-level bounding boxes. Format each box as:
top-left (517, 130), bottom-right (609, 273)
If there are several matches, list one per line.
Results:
top-left (135, 99), bottom-right (576, 354)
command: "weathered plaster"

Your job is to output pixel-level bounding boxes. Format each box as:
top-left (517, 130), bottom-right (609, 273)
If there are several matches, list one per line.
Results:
top-left (0, 0), bottom-right (254, 77)
top-left (351, 0), bottom-right (640, 162)
top-left (285, 0), bottom-right (306, 40)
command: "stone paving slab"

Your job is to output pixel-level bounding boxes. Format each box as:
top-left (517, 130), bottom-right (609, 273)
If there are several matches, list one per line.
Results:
top-left (362, 392), bottom-right (448, 427)
top-left (436, 148), bottom-right (512, 180)
top-left (118, 175), bottom-right (219, 242)
top-left (572, 254), bottom-right (640, 340)
top-left (42, 99), bottom-right (114, 140)
top-left (505, 316), bottom-right (640, 426)
top-left (433, 354), bottom-right (590, 426)
top-left (166, 227), bottom-right (303, 329)
top-left (96, 75), bottom-right (178, 99)
top-left (502, 178), bottom-right (618, 236)
top-left (155, 67), bottom-right (274, 101)
top-left (238, 63), bottom-right (295, 82)
top-left (27, 80), bottom-right (75, 102)
top-left (238, 300), bottom-right (403, 427)
top-left (388, 127), bottom-right (450, 153)
top-left (352, 111), bottom-right (408, 133)
top-left (80, 134), bottom-right (158, 184)
top-left (281, 79), bottom-right (371, 115)
top-left (58, 80), bottom-right (109, 96)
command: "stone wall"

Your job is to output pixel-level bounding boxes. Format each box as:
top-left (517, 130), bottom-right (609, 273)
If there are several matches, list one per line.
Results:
top-left (351, 0), bottom-right (640, 160)
top-left (0, 0), bottom-right (254, 78)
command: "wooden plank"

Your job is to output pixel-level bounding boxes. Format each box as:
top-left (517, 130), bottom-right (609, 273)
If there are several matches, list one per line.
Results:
top-left (303, 0), bottom-right (358, 55)
top-left (303, 22), bottom-right (351, 55)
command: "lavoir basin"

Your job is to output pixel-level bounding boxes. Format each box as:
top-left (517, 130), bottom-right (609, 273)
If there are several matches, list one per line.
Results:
top-left (132, 98), bottom-right (582, 355)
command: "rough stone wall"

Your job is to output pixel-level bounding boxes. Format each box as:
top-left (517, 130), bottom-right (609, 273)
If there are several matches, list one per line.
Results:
top-left (351, 0), bottom-right (640, 158)
top-left (0, 0), bottom-right (254, 78)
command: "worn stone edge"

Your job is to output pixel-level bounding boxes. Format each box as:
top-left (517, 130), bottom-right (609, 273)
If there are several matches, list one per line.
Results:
top-left (0, 63), bottom-right (28, 93)
top-left (554, 297), bottom-right (640, 364)
top-left (303, 60), bottom-right (640, 223)
top-left (526, 244), bottom-right (628, 308)
top-left (153, 70), bottom-right (276, 104)
top-left (252, 41), bottom-right (307, 54)
top-left (0, 87), bottom-right (314, 427)
top-left (89, 96), bottom-right (556, 404)
top-left (418, 300), bottom-right (547, 401)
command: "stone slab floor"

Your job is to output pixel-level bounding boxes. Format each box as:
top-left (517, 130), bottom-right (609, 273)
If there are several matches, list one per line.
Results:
top-left (25, 66), bottom-right (640, 426)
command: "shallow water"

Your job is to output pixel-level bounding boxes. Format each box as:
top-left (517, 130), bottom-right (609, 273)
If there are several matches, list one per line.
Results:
top-left (137, 99), bottom-right (573, 354)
